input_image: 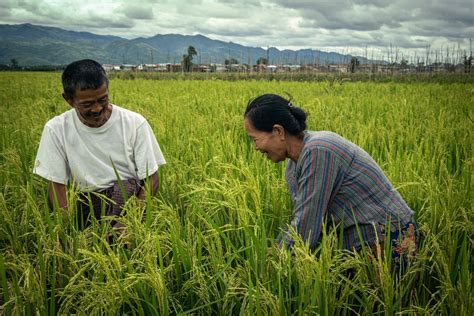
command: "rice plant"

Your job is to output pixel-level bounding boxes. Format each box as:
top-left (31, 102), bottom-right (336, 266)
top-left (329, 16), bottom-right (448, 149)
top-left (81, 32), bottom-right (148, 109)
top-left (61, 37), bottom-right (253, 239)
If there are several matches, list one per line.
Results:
top-left (0, 72), bottom-right (472, 314)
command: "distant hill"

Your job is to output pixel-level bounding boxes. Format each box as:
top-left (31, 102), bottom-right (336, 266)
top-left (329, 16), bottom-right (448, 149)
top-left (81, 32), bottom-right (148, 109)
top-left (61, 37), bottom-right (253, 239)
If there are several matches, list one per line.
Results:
top-left (0, 23), bottom-right (367, 66)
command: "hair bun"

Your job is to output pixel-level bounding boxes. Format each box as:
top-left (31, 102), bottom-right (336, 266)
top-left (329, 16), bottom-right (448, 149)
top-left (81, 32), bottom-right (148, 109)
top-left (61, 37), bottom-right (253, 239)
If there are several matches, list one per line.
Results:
top-left (244, 94), bottom-right (307, 135)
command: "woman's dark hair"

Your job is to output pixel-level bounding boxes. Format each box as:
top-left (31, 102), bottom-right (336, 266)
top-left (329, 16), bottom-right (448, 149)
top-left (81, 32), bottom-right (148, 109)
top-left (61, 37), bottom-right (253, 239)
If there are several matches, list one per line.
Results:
top-left (62, 59), bottom-right (108, 100)
top-left (244, 94), bottom-right (307, 135)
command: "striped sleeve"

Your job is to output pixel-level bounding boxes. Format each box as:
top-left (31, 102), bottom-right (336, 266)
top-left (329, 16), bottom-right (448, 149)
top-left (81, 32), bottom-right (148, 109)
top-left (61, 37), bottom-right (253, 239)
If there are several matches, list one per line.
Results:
top-left (281, 145), bottom-right (341, 250)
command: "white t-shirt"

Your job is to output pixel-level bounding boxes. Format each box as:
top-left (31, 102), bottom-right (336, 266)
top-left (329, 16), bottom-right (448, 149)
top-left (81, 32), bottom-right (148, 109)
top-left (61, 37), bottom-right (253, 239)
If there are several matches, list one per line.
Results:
top-left (33, 104), bottom-right (166, 191)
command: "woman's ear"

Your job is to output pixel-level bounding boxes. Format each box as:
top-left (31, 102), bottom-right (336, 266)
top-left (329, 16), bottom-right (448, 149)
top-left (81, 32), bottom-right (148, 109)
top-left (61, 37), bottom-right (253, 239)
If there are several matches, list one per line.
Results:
top-left (272, 124), bottom-right (285, 138)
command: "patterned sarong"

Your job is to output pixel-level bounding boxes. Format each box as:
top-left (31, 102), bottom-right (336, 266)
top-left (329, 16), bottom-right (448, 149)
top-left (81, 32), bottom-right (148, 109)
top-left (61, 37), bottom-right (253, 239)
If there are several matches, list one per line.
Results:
top-left (76, 179), bottom-right (141, 229)
top-left (389, 221), bottom-right (419, 271)
top-left (373, 221), bottom-right (419, 272)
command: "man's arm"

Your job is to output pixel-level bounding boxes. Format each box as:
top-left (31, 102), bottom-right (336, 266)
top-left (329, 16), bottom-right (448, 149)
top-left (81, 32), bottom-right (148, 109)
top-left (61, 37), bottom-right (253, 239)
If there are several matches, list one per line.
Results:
top-left (137, 171), bottom-right (159, 200)
top-left (48, 181), bottom-right (68, 210)
top-left (34, 124), bottom-right (69, 210)
top-left (133, 119), bottom-right (165, 201)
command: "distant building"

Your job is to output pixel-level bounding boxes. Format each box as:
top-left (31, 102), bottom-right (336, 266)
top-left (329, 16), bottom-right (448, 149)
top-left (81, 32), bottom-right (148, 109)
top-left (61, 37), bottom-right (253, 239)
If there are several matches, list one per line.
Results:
top-left (253, 64), bottom-right (266, 72)
top-left (137, 64), bottom-right (162, 72)
top-left (192, 65), bottom-right (211, 72)
top-left (328, 64), bottom-right (347, 73)
top-left (168, 63), bottom-right (182, 72)
top-left (120, 64), bottom-right (137, 71)
top-left (266, 65), bottom-right (277, 73)
top-left (156, 63), bottom-right (170, 72)
top-left (227, 64), bottom-right (248, 72)
top-left (102, 64), bottom-right (120, 71)
top-left (211, 64), bottom-right (227, 72)
top-left (282, 64), bottom-right (302, 72)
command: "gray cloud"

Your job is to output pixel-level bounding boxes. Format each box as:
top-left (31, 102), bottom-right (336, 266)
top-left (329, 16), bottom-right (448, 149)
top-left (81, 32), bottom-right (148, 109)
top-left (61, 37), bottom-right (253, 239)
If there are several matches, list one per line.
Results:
top-left (405, 20), bottom-right (473, 39)
top-left (3, 1), bottom-right (136, 30)
top-left (77, 17), bottom-right (135, 29)
top-left (0, 7), bottom-right (11, 19)
top-left (195, 19), bottom-right (268, 37)
top-left (0, 0), bottom-right (13, 11)
top-left (273, 0), bottom-right (411, 31)
top-left (272, 0), bottom-right (474, 31)
top-left (175, 1), bottom-right (259, 19)
top-left (217, 0), bottom-right (261, 4)
top-left (17, 0), bottom-right (41, 12)
top-left (119, 4), bottom-right (154, 20)
top-left (414, 2), bottom-right (474, 27)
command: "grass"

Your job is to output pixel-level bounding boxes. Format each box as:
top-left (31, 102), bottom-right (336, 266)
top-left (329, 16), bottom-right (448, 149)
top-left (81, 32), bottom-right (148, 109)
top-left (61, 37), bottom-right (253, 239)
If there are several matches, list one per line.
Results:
top-left (0, 72), bottom-right (472, 314)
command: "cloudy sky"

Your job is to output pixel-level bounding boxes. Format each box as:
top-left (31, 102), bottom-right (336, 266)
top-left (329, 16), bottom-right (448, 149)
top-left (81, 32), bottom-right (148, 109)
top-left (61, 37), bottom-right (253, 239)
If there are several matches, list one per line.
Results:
top-left (1, 0), bottom-right (473, 57)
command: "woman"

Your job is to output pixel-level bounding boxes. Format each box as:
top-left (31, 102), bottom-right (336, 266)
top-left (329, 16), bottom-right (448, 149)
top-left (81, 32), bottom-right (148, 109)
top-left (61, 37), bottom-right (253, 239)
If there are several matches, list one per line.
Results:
top-left (244, 94), bottom-right (418, 267)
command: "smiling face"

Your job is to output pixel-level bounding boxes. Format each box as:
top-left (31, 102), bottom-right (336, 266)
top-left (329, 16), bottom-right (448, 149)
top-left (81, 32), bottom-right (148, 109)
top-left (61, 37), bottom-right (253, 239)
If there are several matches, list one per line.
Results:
top-left (244, 118), bottom-right (288, 163)
top-left (64, 82), bottom-right (112, 128)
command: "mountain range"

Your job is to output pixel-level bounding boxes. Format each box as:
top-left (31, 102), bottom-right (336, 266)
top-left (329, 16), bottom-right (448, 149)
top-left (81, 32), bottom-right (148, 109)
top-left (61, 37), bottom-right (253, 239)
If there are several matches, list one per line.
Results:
top-left (0, 23), bottom-right (367, 66)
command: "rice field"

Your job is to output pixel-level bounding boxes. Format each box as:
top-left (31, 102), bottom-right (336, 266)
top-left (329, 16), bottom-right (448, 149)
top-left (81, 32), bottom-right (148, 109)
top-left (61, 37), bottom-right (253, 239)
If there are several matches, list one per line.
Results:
top-left (0, 72), bottom-right (472, 315)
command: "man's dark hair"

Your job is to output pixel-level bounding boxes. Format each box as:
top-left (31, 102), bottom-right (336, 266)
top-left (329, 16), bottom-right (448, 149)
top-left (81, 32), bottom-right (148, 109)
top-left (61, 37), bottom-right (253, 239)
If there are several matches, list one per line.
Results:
top-left (244, 94), bottom-right (307, 135)
top-left (62, 59), bottom-right (108, 100)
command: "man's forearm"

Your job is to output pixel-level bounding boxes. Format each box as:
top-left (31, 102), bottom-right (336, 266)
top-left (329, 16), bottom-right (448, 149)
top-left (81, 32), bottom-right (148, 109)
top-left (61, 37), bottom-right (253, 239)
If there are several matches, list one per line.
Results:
top-left (48, 181), bottom-right (68, 210)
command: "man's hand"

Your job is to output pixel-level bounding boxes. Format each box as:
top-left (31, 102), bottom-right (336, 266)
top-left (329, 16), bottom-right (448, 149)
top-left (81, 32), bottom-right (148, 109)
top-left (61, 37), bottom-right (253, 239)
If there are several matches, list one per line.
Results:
top-left (137, 171), bottom-right (160, 200)
top-left (107, 221), bottom-right (131, 247)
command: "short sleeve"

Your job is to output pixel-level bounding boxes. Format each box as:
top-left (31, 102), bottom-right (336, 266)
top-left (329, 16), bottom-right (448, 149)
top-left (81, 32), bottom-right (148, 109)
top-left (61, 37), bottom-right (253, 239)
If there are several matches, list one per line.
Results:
top-left (33, 125), bottom-right (69, 184)
top-left (134, 120), bottom-right (166, 179)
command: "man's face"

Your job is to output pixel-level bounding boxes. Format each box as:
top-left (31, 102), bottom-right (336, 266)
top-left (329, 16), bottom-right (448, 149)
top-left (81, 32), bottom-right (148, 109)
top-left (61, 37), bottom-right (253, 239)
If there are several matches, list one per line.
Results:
top-left (64, 82), bottom-right (112, 128)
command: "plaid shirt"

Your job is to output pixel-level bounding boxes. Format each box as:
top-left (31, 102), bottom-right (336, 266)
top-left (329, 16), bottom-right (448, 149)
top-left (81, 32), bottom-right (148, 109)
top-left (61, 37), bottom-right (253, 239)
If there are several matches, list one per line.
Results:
top-left (278, 131), bottom-right (414, 251)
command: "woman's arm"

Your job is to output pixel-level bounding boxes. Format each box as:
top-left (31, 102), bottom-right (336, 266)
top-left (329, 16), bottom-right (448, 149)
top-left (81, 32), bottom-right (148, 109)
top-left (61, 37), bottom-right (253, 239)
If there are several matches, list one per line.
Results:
top-left (280, 146), bottom-right (342, 250)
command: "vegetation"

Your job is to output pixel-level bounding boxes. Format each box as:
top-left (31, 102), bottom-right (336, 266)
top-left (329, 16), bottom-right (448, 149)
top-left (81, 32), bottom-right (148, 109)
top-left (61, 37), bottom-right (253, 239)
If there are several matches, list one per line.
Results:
top-left (256, 57), bottom-right (268, 65)
top-left (349, 57), bottom-right (359, 73)
top-left (182, 46), bottom-right (197, 73)
top-left (225, 58), bottom-right (239, 65)
top-left (0, 72), bottom-right (472, 314)
top-left (107, 71), bottom-right (474, 84)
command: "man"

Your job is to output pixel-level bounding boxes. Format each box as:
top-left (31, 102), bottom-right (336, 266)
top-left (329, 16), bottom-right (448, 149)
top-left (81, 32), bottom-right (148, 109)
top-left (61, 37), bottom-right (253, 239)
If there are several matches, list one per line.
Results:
top-left (33, 59), bottom-right (166, 233)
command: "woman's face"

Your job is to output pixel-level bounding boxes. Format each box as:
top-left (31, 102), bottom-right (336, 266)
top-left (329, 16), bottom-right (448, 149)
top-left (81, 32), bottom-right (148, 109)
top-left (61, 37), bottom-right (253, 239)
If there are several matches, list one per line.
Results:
top-left (244, 118), bottom-right (287, 163)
